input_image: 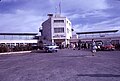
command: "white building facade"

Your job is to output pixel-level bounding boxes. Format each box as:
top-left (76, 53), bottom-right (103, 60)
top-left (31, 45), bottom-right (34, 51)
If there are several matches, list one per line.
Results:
top-left (42, 14), bottom-right (72, 47)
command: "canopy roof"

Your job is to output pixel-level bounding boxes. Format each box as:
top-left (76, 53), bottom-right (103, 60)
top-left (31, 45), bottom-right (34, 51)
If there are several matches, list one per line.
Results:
top-left (76, 30), bottom-right (118, 34)
top-left (0, 33), bottom-right (38, 36)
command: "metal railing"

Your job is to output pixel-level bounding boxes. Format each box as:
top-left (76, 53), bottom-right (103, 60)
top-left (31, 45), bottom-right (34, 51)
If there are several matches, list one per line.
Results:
top-left (78, 33), bottom-right (120, 39)
top-left (0, 35), bottom-right (34, 40)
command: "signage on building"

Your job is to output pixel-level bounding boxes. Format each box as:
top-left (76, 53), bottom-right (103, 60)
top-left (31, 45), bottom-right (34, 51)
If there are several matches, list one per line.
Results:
top-left (53, 34), bottom-right (65, 38)
top-left (100, 35), bottom-right (105, 37)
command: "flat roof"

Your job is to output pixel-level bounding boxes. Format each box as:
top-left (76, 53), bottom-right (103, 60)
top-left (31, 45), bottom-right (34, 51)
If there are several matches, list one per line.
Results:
top-left (76, 30), bottom-right (119, 34)
top-left (0, 33), bottom-right (38, 36)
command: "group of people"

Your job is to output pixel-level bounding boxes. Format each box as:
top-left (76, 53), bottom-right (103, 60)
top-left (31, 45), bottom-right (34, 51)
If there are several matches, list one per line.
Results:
top-left (74, 39), bottom-right (97, 56)
top-left (59, 39), bottom-right (97, 56)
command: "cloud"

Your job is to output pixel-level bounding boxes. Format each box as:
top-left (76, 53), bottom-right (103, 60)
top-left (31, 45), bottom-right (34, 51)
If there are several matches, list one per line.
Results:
top-left (0, 0), bottom-right (51, 33)
top-left (82, 10), bottom-right (110, 18)
top-left (0, 0), bottom-right (27, 14)
top-left (92, 17), bottom-right (120, 31)
top-left (73, 17), bottom-right (120, 33)
top-left (0, 9), bottom-right (46, 33)
top-left (68, 10), bottom-right (110, 21)
top-left (73, 24), bottom-right (92, 32)
top-left (50, 0), bottom-right (109, 13)
top-left (0, 0), bottom-right (52, 14)
top-left (0, 0), bottom-right (120, 33)
top-left (64, 0), bottom-right (120, 33)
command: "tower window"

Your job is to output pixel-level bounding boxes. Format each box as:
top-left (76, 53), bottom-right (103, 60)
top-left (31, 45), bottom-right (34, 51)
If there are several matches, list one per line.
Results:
top-left (54, 28), bottom-right (64, 33)
top-left (54, 20), bottom-right (64, 23)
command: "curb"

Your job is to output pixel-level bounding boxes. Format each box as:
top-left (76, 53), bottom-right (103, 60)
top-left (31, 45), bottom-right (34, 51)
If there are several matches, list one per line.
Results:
top-left (0, 51), bottom-right (32, 55)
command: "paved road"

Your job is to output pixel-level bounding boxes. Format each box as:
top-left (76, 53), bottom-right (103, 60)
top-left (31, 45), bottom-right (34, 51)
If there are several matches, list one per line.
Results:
top-left (0, 49), bottom-right (120, 81)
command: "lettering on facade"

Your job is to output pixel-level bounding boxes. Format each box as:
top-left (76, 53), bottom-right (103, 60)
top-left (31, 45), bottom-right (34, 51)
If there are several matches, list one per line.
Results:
top-left (53, 34), bottom-right (65, 38)
top-left (100, 35), bottom-right (105, 37)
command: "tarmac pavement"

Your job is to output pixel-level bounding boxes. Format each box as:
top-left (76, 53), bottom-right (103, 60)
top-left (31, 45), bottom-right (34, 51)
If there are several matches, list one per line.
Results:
top-left (0, 49), bottom-right (120, 81)
top-left (0, 51), bottom-right (31, 55)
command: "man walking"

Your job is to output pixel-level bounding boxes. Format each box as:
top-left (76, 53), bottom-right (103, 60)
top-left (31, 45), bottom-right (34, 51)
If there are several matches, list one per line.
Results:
top-left (91, 39), bottom-right (97, 56)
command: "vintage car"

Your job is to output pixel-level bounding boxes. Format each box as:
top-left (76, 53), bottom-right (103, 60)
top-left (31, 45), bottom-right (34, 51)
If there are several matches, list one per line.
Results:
top-left (101, 43), bottom-right (115, 51)
top-left (95, 41), bottom-right (103, 51)
top-left (44, 45), bottom-right (59, 53)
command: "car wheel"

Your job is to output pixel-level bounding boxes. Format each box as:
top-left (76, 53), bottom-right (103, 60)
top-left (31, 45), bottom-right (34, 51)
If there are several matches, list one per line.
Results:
top-left (55, 50), bottom-right (57, 52)
top-left (46, 50), bottom-right (49, 53)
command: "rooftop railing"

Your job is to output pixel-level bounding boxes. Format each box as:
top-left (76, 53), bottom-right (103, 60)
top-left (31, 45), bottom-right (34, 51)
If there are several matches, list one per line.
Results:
top-left (0, 35), bottom-right (34, 40)
top-left (78, 33), bottom-right (120, 39)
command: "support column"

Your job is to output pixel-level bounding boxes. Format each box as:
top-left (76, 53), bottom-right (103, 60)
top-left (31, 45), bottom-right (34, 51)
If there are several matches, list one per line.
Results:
top-left (65, 39), bottom-right (68, 47)
top-left (52, 39), bottom-right (54, 45)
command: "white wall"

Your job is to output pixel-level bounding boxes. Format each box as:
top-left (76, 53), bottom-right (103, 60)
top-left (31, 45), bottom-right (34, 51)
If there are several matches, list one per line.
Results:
top-left (51, 17), bottom-right (72, 40)
top-left (66, 18), bottom-right (72, 39)
top-left (41, 15), bottom-right (72, 46)
top-left (51, 17), bottom-right (66, 40)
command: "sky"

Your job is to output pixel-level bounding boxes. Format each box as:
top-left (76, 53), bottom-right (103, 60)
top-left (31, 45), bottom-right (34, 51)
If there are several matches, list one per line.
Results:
top-left (0, 0), bottom-right (120, 33)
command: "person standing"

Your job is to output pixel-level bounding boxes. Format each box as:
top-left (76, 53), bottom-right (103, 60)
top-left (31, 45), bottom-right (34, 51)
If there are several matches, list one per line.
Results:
top-left (91, 39), bottom-right (97, 56)
top-left (78, 40), bottom-right (81, 50)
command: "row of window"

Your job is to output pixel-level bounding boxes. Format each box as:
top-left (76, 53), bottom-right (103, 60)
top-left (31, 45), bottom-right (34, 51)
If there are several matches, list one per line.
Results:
top-left (54, 20), bottom-right (64, 23)
top-left (0, 36), bottom-right (34, 40)
top-left (53, 19), bottom-right (71, 33)
top-left (54, 28), bottom-right (71, 34)
top-left (53, 20), bottom-right (71, 25)
top-left (54, 28), bottom-right (64, 33)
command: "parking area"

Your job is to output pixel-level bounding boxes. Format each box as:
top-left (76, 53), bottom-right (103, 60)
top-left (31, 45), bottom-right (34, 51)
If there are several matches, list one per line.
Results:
top-left (0, 49), bottom-right (120, 81)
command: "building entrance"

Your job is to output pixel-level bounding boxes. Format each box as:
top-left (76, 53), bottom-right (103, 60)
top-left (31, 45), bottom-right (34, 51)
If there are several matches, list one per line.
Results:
top-left (54, 39), bottom-right (65, 48)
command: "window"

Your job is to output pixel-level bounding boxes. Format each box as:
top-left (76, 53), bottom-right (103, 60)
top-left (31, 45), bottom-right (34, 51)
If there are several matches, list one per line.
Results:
top-left (54, 20), bottom-right (64, 23)
top-left (69, 23), bottom-right (71, 26)
top-left (67, 28), bottom-right (69, 33)
top-left (54, 28), bottom-right (64, 33)
top-left (67, 21), bottom-right (68, 23)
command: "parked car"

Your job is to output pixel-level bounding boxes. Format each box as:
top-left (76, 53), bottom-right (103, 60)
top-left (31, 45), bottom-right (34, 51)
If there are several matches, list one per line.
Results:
top-left (96, 41), bottom-right (103, 51)
top-left (101, 43), bottom-right (115, 51)
top-left (44, 45), bottom-right (59, 53)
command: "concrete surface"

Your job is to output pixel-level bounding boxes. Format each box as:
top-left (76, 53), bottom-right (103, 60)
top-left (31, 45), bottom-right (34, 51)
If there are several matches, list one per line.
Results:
top-left (0, 51), bottom-right (31, 55)
top-left (0, 49), bottom-right (120, 81)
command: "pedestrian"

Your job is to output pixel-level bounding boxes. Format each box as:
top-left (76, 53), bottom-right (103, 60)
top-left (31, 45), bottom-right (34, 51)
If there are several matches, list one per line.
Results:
top-left (78, 40), bottom-right (81, 50)
top-left (71, 43), bottom-right (75, 50)
top-left (91, 39), bottom-right (97, 56)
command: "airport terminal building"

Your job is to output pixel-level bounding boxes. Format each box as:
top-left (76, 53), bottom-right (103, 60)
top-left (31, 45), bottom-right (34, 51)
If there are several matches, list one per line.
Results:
top-left (76, 30), bottom-right (120, 42)
top-left (0, 33), bottom-right (38, 52)
top-left (0, 14), bottom-right (120, 51)
top-left (0, 33), bottom-right (38, 45)
top-left (41, 14), bottom-right (72, 47)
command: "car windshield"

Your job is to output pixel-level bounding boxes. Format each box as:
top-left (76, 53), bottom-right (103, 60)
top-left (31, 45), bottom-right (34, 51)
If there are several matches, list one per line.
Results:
top-left (104, 43), bottom-right (112, 46)
top-left (96, 42), bottom-right (103, 46)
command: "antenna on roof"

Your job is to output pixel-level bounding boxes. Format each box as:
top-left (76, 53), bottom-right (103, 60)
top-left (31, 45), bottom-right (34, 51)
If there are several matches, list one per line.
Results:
top-left (59, 1), bottom-right (62, 15)
top-left (54, 0), bottom-right (62, 17)
top-left (55, 6), bottom-right (57, 14)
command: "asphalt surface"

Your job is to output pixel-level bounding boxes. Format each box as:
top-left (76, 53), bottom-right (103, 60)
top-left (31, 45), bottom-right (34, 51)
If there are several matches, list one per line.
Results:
top-left (0, 49), bottom-right (120, 81)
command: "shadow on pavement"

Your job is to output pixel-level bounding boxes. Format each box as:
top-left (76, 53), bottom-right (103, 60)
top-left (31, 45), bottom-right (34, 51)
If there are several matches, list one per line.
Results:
top-left (60, 55), bottom-right (95, 58)
top-left (61, 55), bottom-right (86, 57)
top-left (77, 74), bottom-right (120, 77)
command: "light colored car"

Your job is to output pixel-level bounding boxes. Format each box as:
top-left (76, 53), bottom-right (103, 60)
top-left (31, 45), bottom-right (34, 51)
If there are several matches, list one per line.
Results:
top-left (44, 45), bottom-right (59, 53)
